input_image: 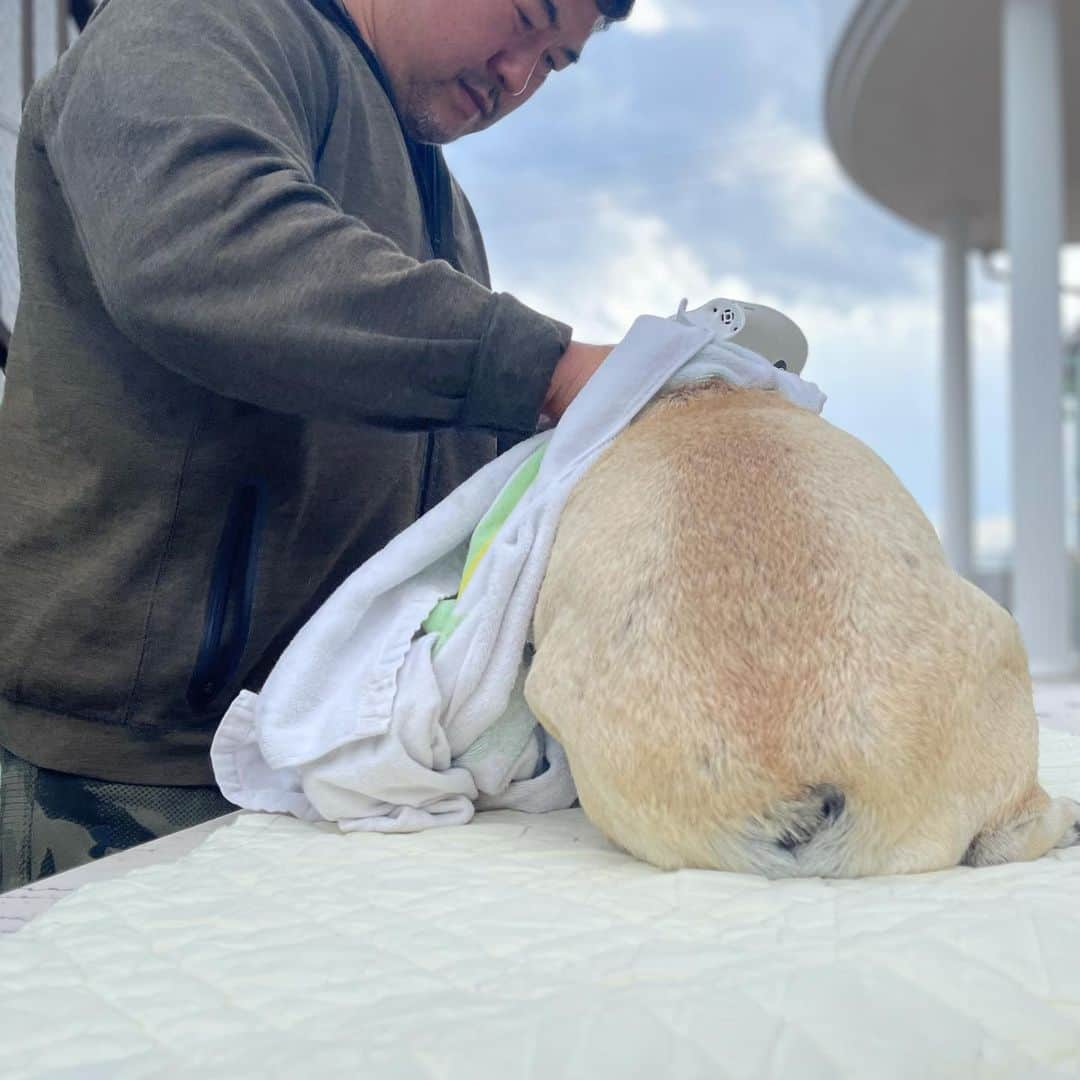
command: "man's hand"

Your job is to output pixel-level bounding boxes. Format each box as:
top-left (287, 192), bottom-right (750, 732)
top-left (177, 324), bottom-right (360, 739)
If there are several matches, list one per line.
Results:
top-left (540, 340), bottom-right (616, 425)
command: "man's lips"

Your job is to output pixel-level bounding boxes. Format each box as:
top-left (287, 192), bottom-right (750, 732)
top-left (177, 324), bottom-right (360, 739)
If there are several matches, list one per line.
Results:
top-left (459, 80), bottom-right (490, 118)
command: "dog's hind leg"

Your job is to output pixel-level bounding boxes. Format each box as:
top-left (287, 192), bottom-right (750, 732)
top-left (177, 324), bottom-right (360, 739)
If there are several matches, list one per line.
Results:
top-left (962, 789), bottom-right (1080, 867)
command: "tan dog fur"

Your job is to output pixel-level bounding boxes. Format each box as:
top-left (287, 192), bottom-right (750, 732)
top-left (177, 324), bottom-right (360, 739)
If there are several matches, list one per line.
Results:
top-left (524, 381), bottom-right (1080, 877)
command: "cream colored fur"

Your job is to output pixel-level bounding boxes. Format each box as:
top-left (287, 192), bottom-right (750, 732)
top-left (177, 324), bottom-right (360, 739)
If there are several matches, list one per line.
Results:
top-left (524, 382), bottom-right (1080, 877)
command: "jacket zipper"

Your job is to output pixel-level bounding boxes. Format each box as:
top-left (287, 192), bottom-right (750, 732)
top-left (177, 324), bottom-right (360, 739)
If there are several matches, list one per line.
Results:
top-left (187, 474), bottom-right (267, 710)
top-left (415, 430), bottom-right (437, 519)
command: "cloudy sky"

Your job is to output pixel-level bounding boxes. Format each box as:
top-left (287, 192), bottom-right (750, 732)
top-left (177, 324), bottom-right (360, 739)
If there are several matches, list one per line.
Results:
top-left (445, 0), bottom-right (1080, 568)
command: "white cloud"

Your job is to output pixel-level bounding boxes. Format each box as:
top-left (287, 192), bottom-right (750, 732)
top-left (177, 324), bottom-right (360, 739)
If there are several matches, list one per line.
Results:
top-left (619, 0), bottom-right (702, 35)
top-left (710, 97), bottom-right (849, 245)
top-left (491, 193), bottom-right (746, 341)
top-left (493, 191), bottom-right (940, 387)
top-left (974, 515), bottom-right (1014, 564)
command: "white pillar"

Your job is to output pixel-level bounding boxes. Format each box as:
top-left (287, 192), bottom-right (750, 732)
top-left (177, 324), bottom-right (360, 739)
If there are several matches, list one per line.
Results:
top-left (941, 214), bottom-right (974, 581)
top-left (1003, 0), bottom-right (1074, 675)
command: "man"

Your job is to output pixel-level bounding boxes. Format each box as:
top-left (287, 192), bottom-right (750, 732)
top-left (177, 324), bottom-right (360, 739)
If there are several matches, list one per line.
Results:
top-left (0, 0), bottom-right (634, 891)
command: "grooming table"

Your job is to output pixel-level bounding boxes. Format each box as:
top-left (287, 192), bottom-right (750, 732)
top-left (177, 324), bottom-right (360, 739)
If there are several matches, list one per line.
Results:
top-left (2, 684), bottom-right (1080, 1078)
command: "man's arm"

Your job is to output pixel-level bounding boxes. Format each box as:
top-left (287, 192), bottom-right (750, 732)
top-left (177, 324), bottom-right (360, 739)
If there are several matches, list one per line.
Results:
top-left (44, 0), bottom-right (569, 433)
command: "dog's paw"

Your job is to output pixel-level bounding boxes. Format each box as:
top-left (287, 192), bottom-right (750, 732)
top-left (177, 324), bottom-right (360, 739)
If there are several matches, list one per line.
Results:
top-left (1052, 798), bottom-right (1080, 850)
top-left (965, 796), bottom-right (1080, 866)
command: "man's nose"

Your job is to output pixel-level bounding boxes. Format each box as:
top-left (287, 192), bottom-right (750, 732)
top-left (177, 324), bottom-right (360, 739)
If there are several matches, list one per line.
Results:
top-left (489, 46), bottom-right (544, 98)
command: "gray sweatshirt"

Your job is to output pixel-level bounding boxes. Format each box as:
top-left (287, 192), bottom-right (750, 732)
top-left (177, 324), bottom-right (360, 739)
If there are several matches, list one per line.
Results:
top-left (0, 0), bottom-right (572, 784)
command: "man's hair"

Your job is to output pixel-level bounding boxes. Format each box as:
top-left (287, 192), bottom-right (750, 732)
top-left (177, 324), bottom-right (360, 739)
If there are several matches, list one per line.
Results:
top-left (596, 0), bottom-right (635, 30)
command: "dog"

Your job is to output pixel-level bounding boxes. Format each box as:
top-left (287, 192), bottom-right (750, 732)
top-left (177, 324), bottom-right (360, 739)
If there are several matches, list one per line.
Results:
top-left (523, 378), bottom-right (1080, 877)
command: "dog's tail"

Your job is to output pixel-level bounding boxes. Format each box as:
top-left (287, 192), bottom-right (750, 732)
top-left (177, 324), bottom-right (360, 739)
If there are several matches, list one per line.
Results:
top-left (727, 783), bottom-right (854, 878)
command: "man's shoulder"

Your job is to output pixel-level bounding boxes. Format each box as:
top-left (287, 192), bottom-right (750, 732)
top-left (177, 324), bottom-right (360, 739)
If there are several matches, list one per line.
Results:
top-left (75, 0), bottom-right (350, 68)
top-left (31, 0), bottom-right (360, 133)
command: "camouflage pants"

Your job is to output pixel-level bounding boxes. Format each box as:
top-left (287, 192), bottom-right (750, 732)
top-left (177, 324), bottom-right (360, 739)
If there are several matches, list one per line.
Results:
top-left (0, 747), bottom-right (235, 893)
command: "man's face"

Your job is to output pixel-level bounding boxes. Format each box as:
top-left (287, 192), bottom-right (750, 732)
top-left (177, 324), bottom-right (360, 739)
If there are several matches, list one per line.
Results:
top-left (380, 0), bottom-right (602, 144)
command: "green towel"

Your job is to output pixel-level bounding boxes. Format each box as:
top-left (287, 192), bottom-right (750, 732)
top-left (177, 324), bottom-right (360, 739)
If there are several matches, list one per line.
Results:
top-left (422, 443), bottom-right (548, 654)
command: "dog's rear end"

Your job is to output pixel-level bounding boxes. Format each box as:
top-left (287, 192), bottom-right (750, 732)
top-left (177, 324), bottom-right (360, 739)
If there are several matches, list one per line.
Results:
top-left (525, 383), bottom-right (1080, 877)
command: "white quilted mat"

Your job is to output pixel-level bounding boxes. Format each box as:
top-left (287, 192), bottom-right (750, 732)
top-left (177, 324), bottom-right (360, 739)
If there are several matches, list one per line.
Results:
top-left (5, 729), bottom-right (1080, 1079)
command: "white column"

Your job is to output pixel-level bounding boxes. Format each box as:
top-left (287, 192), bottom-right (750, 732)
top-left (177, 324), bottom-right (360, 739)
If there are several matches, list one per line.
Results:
top-left (1003, 0), bottom-right (1074, 675)
top-left (941, 214), bottom-right (974, 581)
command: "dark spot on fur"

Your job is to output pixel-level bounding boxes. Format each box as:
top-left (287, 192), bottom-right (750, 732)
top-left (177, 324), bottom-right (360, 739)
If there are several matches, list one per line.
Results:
top-left (774, 360), bottom-right (787, 370)
top-left (821, 789), bottom-right (845, 820)
top-left (903, 553), bottom-right (919, 570)
top-left (776, 784), bottom-right (846, 852)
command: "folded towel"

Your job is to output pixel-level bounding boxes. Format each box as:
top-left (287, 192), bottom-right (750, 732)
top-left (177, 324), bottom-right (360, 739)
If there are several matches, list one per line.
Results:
top-left (210, 311), bottom-right (827, 832)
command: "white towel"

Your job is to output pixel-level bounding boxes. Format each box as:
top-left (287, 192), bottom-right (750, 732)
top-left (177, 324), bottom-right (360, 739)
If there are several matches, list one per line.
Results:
top-left (210, 313), bottom-right (826, 832)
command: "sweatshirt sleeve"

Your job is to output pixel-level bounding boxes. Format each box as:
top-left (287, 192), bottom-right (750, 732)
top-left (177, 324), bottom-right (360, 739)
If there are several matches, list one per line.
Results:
top-left (43, 0), bottom-right (571, 434)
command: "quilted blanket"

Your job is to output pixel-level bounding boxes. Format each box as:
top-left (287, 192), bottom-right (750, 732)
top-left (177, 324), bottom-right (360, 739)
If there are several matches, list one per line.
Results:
top-left (4, 728), bottom-right (1080, 1078)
